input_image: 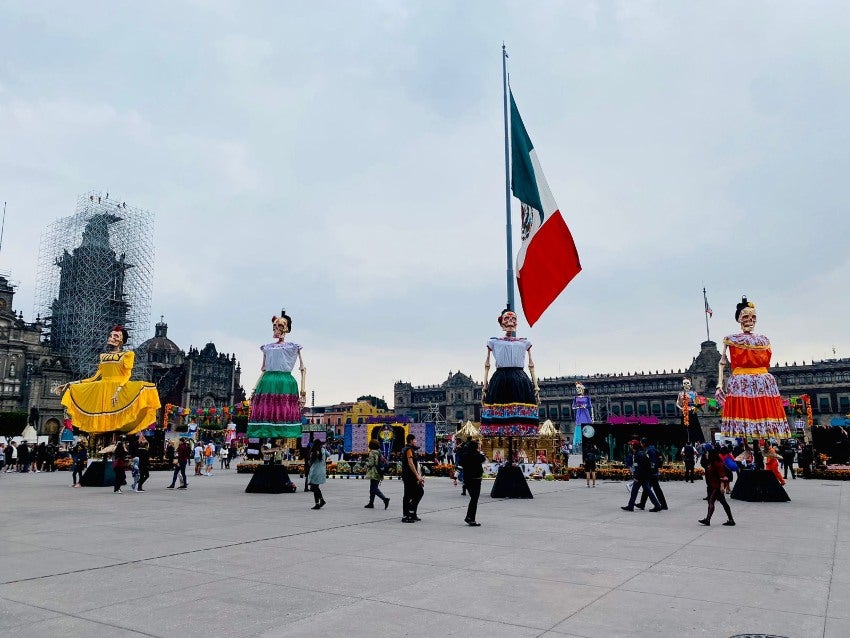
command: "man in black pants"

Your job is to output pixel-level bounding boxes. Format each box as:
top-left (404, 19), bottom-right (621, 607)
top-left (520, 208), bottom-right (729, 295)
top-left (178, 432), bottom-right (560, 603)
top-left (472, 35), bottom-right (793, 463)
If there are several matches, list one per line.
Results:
top-left (637, 438), bottom-right (668, 510)
top-left (460, 440), bottom-right (485, 526)
top-left (781, 441), bottom-right (797, 480)
top-left (401, 434), bottom-right (424, 523)
top-left (682, 442), bottom-right (696, 483)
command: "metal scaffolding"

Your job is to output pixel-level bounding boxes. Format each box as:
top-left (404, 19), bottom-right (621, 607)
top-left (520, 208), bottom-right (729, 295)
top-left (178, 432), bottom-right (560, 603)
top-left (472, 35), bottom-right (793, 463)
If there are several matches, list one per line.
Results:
top-left (35, 191), bottom-right (154, 377)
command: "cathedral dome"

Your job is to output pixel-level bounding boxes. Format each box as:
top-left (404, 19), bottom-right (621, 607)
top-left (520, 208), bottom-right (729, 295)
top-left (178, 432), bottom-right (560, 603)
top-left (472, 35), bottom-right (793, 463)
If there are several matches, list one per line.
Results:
top-left (137, 319), bottom-right (182, 358)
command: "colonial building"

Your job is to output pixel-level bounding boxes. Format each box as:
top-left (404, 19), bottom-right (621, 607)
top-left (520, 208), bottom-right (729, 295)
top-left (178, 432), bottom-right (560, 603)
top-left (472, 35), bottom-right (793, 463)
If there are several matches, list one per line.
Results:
top-left (135, 318), bottom-right (245, 414)
top-left (394, 371), bottom-right (483, 426)
top-left (394, 341), bottom-right (850, 439)
top-left (0, 274), bottom-right (71, 436)
top-left (303, 400), bottom-right (394, 437)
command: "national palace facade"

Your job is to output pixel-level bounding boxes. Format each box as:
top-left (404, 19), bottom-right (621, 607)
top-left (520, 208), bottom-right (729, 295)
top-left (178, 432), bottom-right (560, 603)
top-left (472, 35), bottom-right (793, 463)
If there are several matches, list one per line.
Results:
top-left (394, 340), bottom-right (850, 435)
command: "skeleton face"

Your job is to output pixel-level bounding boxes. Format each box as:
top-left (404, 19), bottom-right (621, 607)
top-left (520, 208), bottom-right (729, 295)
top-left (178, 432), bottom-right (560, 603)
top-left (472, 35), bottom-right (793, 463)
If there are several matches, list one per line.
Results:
top-left (272, 318), bottom-right (289, 338)
top-left (575, 383), bottom-right (585, 395)
top-left (739, 308), bottom-right (756, 333)
top-left (683, 378), bottom-right (692, 391)
top-left (499, 311), bottom-right (518, 332)
top-left (107, 330), bottom-right (124, 347)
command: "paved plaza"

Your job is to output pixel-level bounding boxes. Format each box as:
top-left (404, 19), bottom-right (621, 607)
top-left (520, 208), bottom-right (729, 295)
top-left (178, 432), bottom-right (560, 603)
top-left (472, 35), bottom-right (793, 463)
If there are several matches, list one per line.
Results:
top-left (0, 467), bottom-right (847, 637)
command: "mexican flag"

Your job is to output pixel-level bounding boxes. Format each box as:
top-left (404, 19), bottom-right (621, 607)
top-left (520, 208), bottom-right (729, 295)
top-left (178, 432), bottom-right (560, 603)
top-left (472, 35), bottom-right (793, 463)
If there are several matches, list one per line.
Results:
top-left (511, 91), bottom-right (581, 326)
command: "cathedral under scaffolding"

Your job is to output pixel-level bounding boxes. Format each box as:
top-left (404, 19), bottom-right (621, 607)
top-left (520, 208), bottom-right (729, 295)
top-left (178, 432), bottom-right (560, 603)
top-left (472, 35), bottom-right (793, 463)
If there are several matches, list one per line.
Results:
top-left (35, 191), bottom-right (154, 377)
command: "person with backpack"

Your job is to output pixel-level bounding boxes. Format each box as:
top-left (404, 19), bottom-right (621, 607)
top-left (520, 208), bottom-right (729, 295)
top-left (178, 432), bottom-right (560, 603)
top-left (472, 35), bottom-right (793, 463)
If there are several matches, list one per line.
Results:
top-left (583, 445), bottom-right (598, 487)
top-left (364, 439), bottom-right (390, 510)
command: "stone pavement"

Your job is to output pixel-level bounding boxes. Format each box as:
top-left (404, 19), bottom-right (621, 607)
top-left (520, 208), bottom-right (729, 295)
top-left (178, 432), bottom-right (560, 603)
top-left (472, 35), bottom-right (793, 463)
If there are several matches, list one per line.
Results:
top-left (0, 468), bottom-right (847, 637)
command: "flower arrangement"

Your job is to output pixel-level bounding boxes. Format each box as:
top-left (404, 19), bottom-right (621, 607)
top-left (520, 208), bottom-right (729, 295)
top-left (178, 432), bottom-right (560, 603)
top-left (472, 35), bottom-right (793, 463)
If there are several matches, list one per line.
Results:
top-left (54, 457), bottom-right (73, 470)
top-left (335, 461), bottom-right (351, 475)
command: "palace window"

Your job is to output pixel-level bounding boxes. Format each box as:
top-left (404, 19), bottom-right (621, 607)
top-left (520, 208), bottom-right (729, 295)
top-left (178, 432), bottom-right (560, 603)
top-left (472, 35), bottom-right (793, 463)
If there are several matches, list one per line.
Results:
top-left (665, 401), bottom-right (677, 416)
top-left (650, 402), bottom-right (662, 417)
top-left (610, 403), bottom-right (621, 416)
top-left (818, 395), bottom-right (832, 413)
top-left (623, 403), bottom-right (634, 416)
top-left (838, 395), bottom-right (850, 413)
top-left (637, 402), bottom-right (648, 416)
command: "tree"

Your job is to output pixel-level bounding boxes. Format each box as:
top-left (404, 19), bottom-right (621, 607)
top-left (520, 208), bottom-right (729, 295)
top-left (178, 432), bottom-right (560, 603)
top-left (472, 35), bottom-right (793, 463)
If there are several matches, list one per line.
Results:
top-left (357, 395), bottom-right (388, 411)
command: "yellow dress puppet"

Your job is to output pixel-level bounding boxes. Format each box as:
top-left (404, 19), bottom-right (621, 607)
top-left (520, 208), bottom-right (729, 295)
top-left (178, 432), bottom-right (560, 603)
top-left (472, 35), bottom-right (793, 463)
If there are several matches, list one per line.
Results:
top-left (60, 326), bottom-right (160, 434)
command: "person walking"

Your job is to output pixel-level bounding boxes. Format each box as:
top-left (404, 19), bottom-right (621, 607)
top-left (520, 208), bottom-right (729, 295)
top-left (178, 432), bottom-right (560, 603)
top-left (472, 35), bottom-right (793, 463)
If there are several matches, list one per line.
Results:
top-left (363, 439), bottom-right (390, 509)
top-left (18, 441), bottom-right (31, 473)
top-left (3, 441), bottom-right (14, 473)
top-left (71, 442), bottom-right (87, 487)
top-left (401, 433), bottom-right (424, 523)
top-left (113, 439), bottom-right (128, 493)
top-left (583, 445), bottom-right (598, 487)
top-left (204, 442), bottom-right (215, 476)
top-left (136, 438), bottom-right (150, 491)
top-left (622, 442), bottom-right (662, 512)
top-left (227, 441), bottom-right (237, 469)
top-left (682, 442), bottom-right (696, 483)
top-left (699, 448), bottom-right (735, 526)
top-left (460, 440), bottom-right (485, 526)
top-left (307, 440), bottom-right (329, 509)
top-left (637, 438), bottom-right (668, 510)
top-left (168, 438), bottom-right (190, 488)
top-left (193, 441), bottom-right (204, 476)
top-left (781, 441), bottom-right (797, 480)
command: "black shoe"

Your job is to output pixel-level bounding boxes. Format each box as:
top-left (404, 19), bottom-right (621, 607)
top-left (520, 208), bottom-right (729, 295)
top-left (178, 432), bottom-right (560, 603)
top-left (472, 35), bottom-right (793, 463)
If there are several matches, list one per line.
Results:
top-left (364, 503), bottom-right (375, 508)
top-left (722, 520), bottom-right (736, 526)
top-left (621, 506), bottom-right (634, 511)
top-left (698, 518), bottom-right (710, 526)
top-left (319, 499), bottom-right (326, 509)
top-left (137, 489), bottom-right (145, 492)
top-left (467, 521), bottom-right (481, 527)
top-left (311, 503), bottom-right (322, 510)
top-left (648, 506), bottom-right (662, 512)
top-left (413, 516), bottom-right (422, 521)
top-left (401, 517), bottom-right (415, 523)
top-left (177, 485), bottom-right (187, 489)
top-left (167, 485), bottom-right (174, 489)
top-left (660, 506), bottom-right (668, 510)
top-left (702, 497), bottom-right (709, 500)
top-left (634, 504), bottom-right (645, 510)
top-left (383, 497), bottom-right (390, 510)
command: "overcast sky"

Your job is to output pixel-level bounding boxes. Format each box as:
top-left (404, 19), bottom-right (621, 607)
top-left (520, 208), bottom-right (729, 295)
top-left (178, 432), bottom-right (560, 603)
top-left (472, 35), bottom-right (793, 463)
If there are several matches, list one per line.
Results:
top-left (1, 1), bottom-right (848, 406)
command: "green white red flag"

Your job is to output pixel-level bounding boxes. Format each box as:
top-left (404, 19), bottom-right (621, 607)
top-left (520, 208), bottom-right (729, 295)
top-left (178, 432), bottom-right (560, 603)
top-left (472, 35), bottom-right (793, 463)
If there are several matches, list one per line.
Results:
top-left (511, 91), bottom-right (581, 326)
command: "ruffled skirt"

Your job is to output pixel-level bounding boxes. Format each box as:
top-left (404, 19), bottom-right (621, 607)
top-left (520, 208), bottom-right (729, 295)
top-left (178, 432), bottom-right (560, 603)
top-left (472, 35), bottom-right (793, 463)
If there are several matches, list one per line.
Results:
top-left (62, 380), bottom-right (160, 435)
top-left (248, 371), bottom-right (302, 438)
top-left (721, 372), bottom-right (790, 439)
top-left (481, 368), bottom-right (539, 435)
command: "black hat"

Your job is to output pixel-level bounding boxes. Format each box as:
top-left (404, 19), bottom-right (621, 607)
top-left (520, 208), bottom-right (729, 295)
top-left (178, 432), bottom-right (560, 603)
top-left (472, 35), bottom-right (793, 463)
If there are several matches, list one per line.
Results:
top-left (735, 296), bottom-right (754, 321)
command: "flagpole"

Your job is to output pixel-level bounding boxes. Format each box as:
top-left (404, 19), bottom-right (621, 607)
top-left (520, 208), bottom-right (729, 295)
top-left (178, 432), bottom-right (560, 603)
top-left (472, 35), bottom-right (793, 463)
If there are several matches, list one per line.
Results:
top-left (702, 287), bottom-right (711, 342)
top-left (502, 43), bottom-right (514, 312)
top-left (0, 202), bottom-right (6, 258)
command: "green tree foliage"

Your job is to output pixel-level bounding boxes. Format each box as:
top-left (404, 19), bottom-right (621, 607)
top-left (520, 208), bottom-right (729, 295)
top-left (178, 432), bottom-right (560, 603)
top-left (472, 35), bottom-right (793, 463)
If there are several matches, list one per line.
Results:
top-left (357, 395), bottom-right (388, 411)
top-left (0, 411), bottom-right (28, 437)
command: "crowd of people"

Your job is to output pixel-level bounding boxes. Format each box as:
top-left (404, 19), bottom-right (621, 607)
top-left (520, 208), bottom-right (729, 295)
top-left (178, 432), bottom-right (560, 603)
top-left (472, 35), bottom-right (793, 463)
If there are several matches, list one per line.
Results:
top-left (1, 440), bottom-right (61, 473)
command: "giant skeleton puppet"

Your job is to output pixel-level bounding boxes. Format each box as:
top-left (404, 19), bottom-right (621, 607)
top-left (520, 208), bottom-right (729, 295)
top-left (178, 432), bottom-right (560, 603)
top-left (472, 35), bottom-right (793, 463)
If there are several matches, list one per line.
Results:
top-left (481, 309), bottom-right (540, 434)
top-left (58, 326), bottom-right (160, 434)
top-left (676, 378), bottom-right (706, 443)
top-left (571, 382), bottom-right (592, 453)
top-left (716, 297), bottom-right (790, 440)
top-left (481, 309), bottom-right (537, 498)
top-left (247, 312), bottom-right (307, 440)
